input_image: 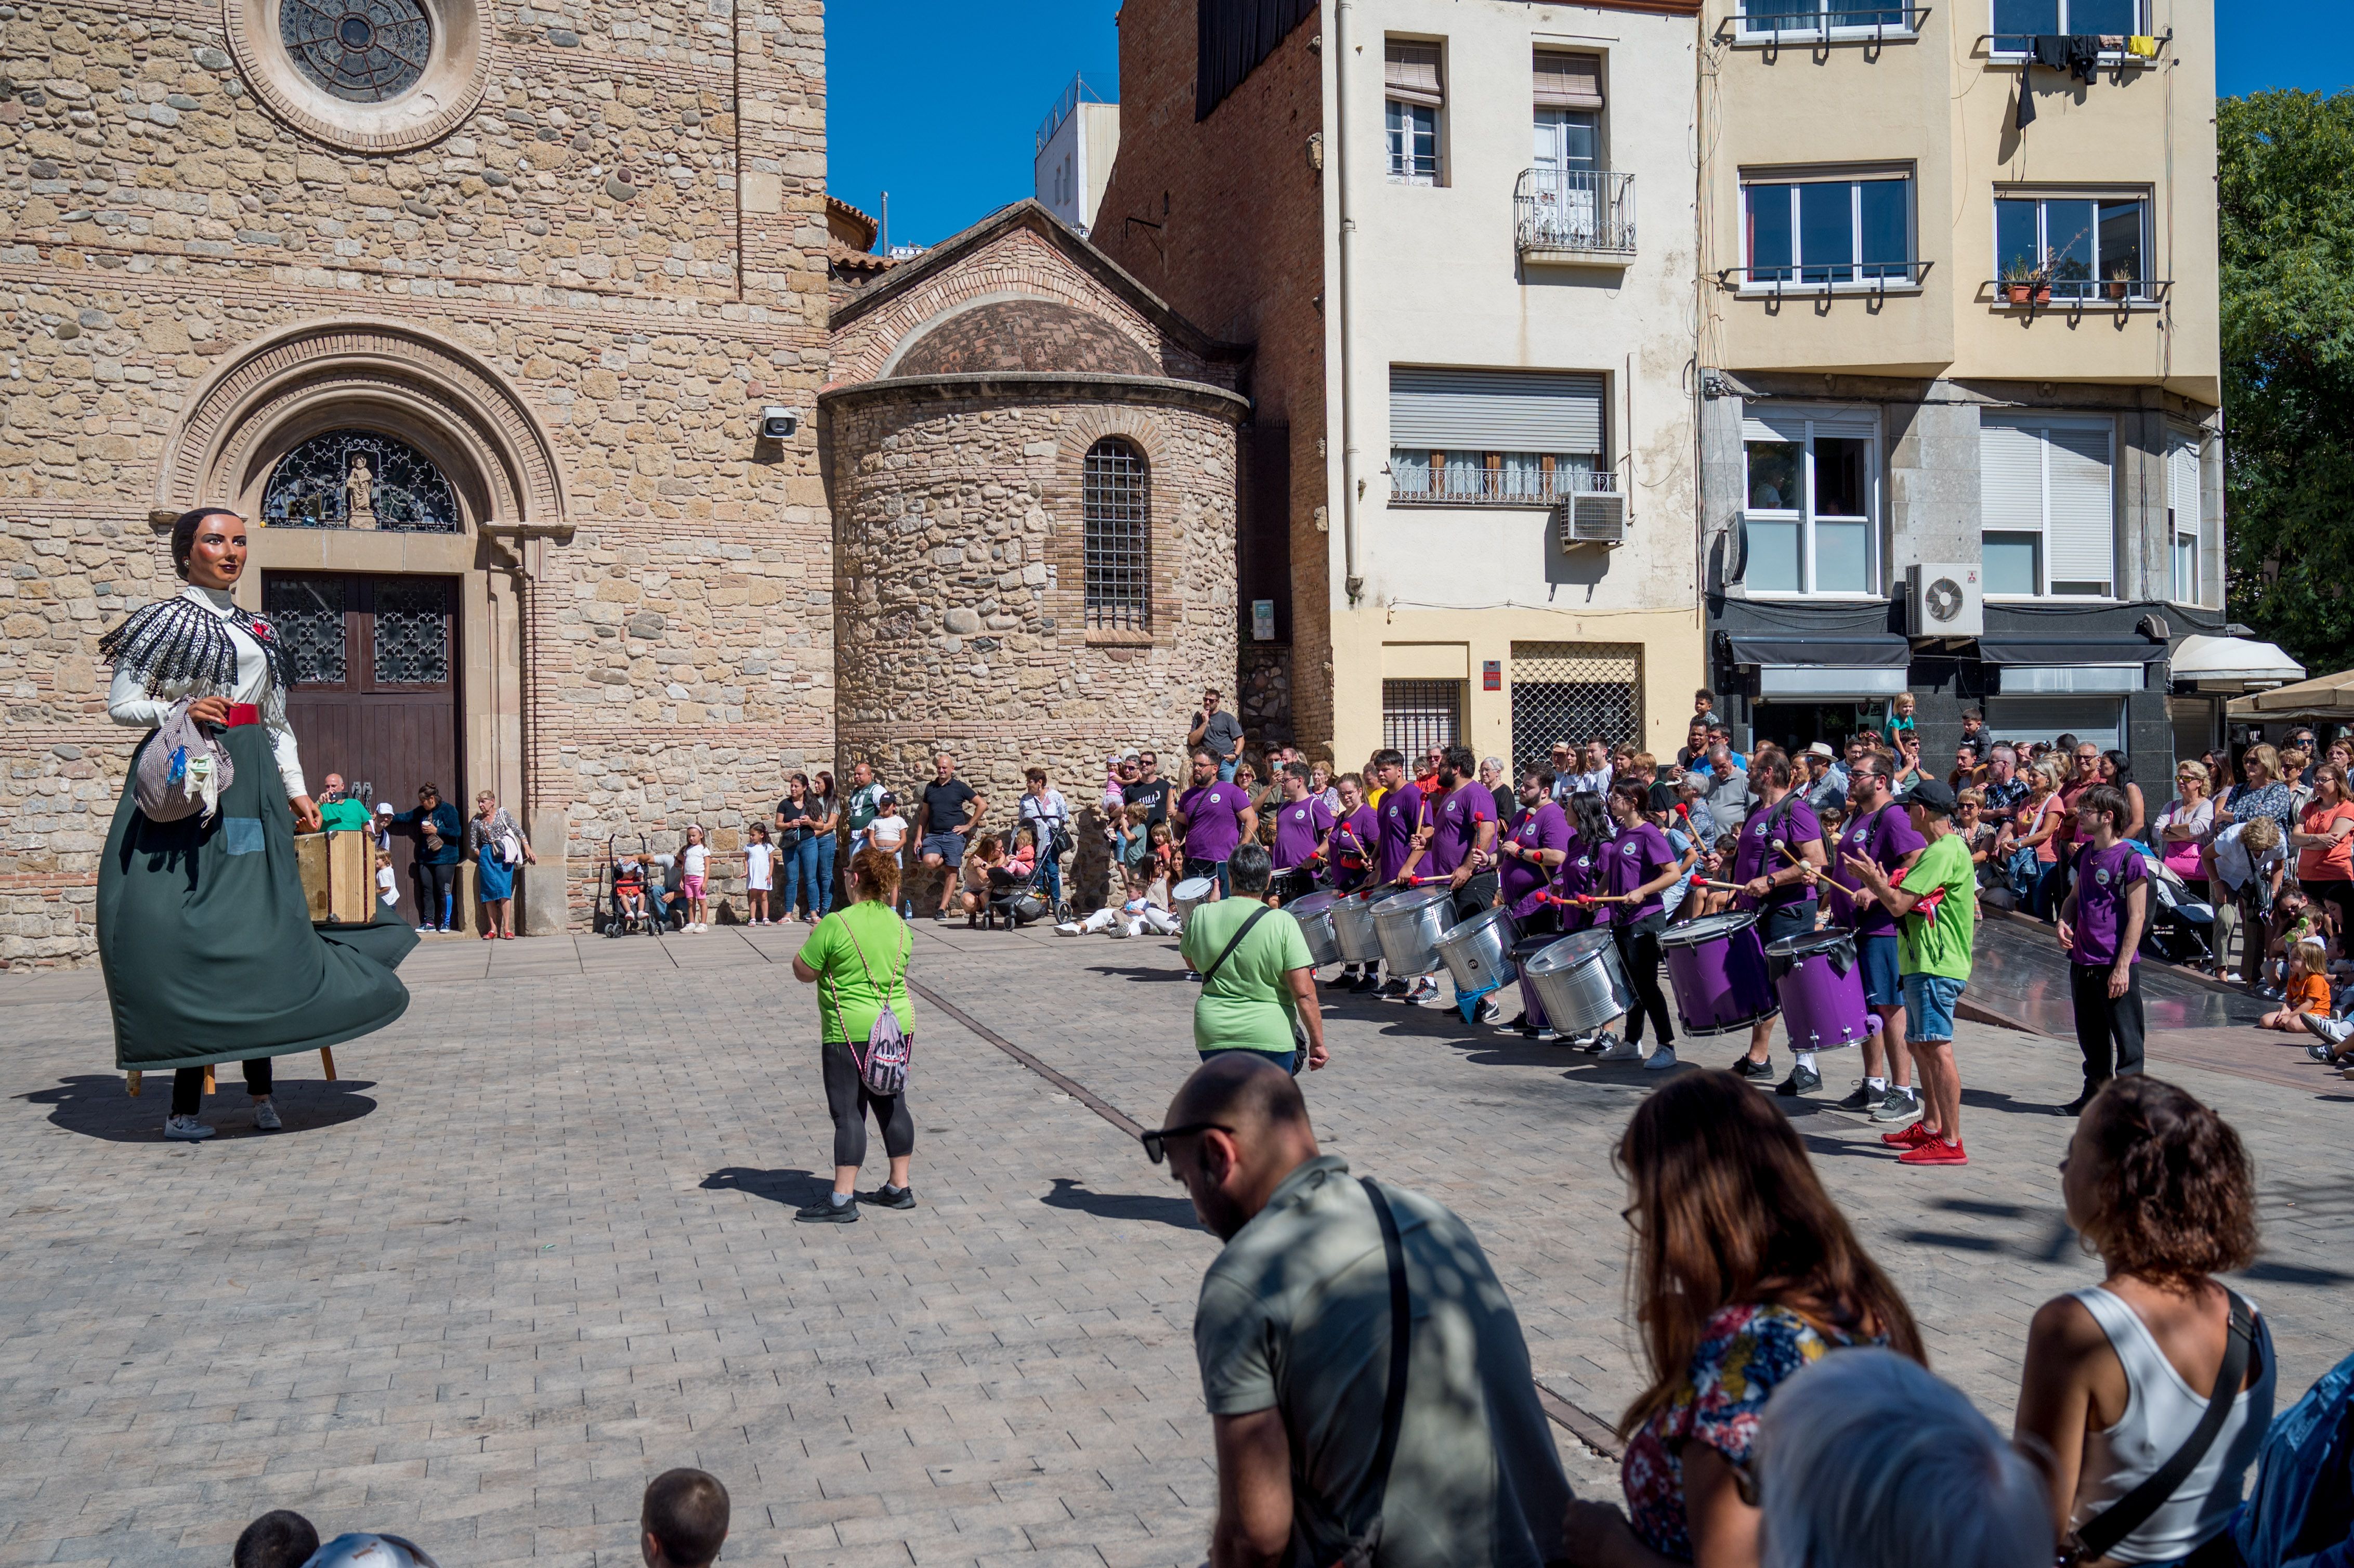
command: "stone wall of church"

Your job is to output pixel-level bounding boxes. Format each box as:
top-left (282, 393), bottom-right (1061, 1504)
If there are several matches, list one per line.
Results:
top-left (823, 382), bottom-right (1241, 911)
top-left (0, 0), bottom-right (831, 963)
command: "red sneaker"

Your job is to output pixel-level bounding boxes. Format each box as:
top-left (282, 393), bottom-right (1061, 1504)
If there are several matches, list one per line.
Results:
top-left (1898, 1137), bottom-right (1968, 1166)
top-left (1880, 1122), bottom-right (1937, 1148)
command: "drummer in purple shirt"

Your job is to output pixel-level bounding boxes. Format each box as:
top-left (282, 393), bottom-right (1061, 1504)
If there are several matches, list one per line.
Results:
top-left (1498, 769), bottom-right (1571, 922)
top-left (1172, 747), bottom-right (1257, 900)
top-left (1585, 779), bottom-right (1686, 1065)
top-left (1326, 772), bottom-right (1381, 990)
top-left (1553, 789), bottom-right (1613, 937)
top-left (1371, 748), bottom-right (1431, 999)
top-left (1818, 753), bottom-right (1927, 1126)
top-left (1268, 762), bottom-right (1336, 905)
top-left (1729, 752), bottom-right (1830, 1096)
top-left (2055, 783), bottom-right (2151, 1115)
top-left (1414, 746), bottom-right (1501, 1016)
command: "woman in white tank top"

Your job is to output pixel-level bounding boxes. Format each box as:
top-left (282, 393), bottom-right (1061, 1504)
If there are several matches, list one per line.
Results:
top-left (2015, 1077), bottom-right (2273, 1567)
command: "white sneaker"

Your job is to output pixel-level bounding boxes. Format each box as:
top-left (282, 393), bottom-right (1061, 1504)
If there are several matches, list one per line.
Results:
top-left (164, 1114), bottom-right (214, 1141)
top-left (1643, 1045), bottom-right (1679, 1071)
top-left (253, 1098), bottom-right (282, 1132)
top-left (1596, 1036), bottom-right (1644, 1062)
top-left (1054, 921), bottom-right (1083, 936)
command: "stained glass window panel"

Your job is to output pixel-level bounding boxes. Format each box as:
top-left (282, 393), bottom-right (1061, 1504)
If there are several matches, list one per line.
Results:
top-left (279, 0), bottom-right (431, 103)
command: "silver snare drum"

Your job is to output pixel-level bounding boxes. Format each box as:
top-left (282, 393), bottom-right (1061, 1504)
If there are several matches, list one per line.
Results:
top-left (1370, 885), bottom-right (1456, 978)
top-left (1434, 905), bottom-right (1520, 997)
top-left (1288, 891), bottom-right (1344, 969)
top-left (1521, 929), bottom-right (1637, 1038)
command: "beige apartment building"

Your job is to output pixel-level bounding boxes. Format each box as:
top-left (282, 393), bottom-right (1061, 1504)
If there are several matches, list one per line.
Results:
top-left (1095, 0), bottom-right (1707, 770)
top-left (1695, 0), bottom-right (2293, 763)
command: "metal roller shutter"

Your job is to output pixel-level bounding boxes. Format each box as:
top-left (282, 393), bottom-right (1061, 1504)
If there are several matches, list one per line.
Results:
top-left (1740, 404), bottom-right (1878, 444)
top-left (1389, 367), bottom-right (1605, 452)
top-left (2046, 424), bottom-right (2115, 587)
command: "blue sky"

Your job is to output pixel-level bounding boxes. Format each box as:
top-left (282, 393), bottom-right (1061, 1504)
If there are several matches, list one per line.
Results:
top-left (826, 0), bottom-right (2342, 249)
top-left (829, 0), bottom-right (1120, 249)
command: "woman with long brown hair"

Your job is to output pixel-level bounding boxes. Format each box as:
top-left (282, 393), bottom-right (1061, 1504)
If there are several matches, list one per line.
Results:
top-left (2013, 1077), bottom-right (2271, 1568)
top-left (1562, 1072), bottom-right (1922, 1568)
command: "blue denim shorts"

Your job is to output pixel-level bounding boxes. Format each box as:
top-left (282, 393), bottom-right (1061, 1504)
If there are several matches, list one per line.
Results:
top-left (1902, 972), bottom-right (1965, 1043)
top-left (1858, 933), bottom-right (1902, 1008)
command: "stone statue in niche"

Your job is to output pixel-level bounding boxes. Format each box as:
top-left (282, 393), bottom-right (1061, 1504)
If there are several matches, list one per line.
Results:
top-left (344, 455), bottom-right (377, 530)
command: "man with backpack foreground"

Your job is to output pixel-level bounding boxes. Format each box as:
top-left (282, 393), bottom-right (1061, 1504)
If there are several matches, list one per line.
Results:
top-left (1142, 1053), bottom-right (1571, 1566)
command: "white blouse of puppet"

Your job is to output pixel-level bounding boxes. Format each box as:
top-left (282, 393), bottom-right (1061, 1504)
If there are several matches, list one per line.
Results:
top-left (101, 584), bottom-right (308, 801)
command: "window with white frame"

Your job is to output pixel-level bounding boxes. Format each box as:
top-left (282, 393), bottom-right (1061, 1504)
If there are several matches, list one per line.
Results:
top-left (1742, 172), bottom-right (1915, 286)
top-left (1996, 193), bottom-right (2150, 301)
top-left (1990, 0), bottom-right (2142, 51)
top-left (1980, 416), bottom-right (2115, 599)
top-left (1737, 0), bottom-right (1912, 37)
top-left (2167, 433), bottom-right (2205, 608)
top-left (1385, 40), bottom-right (1444, 185)
top-left (1740, 407), bottom-right (1878, 596)
top-left (1388, 367), bottom-right (1608, 505)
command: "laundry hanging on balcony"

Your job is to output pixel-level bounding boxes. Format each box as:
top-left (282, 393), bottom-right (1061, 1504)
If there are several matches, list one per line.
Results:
top-left (2014, 35), bottom-right (2108, 131)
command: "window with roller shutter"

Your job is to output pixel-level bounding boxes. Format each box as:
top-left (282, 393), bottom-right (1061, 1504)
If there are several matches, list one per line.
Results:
top-left (2166, 433), bottom-right (2205, 609)
top-left (1980, 416), bottom-right (2114, 599)
top-left (1385, 40), bottom-right (1445, 185)
top-left (1387, 366), bottom-right (1609, 506)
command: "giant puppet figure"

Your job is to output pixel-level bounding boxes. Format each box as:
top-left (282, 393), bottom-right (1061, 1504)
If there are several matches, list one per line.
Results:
top-left (96, 507), bottom-right (416, 1140)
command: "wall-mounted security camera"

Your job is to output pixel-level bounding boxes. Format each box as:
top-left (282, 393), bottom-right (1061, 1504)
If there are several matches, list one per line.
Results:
top-left (758, 406), bottom-right (800, 441)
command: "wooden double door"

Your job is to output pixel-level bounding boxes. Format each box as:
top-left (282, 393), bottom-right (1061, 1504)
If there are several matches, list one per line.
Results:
top-left (262, 572), bottom-right (462, 907)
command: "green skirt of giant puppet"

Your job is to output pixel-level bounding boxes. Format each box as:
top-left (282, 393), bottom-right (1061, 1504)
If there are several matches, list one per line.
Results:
top-left (97, 723), bottom-right (417, 1071)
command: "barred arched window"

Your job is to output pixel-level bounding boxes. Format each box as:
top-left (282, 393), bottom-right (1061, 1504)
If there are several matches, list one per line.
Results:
top-left (1082, 437), bottom-right (1150, 630)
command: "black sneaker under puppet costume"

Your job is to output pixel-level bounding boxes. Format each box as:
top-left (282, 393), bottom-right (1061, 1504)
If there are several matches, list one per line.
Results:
top-left (96, 587), bottom-right (416, 1073)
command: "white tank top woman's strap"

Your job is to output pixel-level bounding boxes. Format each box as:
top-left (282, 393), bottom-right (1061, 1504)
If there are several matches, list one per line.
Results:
top-left (2067, 1285), bottom-right (2277, 1565)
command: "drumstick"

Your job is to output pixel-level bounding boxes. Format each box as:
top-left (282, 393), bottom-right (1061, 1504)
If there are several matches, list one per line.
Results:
top-left (1780, 843), bottom-right (1856, 901)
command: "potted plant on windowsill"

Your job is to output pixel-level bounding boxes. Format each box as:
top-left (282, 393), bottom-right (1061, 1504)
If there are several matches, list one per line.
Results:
top-left (2001, 256), bottom-right (2053, 307)
top-left (2104, 264), bottom-right (2134, 301)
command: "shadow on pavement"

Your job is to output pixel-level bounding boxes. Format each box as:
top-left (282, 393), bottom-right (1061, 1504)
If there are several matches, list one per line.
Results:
top-left (19, 1073), bottom-right (380, 1142)
top-left (701, 1166), bottom-right (827, 1206)
top-left (1086, 965), bottom-right (1195, 984)
top-left (2239, 1258), bottom-right (2354, 1287)
top-left (1040, 1177), bottom-right (1202, 1231)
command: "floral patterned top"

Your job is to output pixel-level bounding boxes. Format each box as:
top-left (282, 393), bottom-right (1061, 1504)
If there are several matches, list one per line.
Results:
top-left (1620, 1303), bottom-right (1879, 1561)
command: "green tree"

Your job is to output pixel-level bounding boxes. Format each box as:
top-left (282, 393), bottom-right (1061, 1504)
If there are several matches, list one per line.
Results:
top-left (2218, 89), bottom-right (2354, 676)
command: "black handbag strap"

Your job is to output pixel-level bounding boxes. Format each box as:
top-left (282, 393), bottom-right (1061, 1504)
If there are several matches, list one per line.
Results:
top-left (1201, 903), bottom-right (1273, 986)
top-left (1361, 1177), bottom-right (1414, 1525)
top-left (2073, 1291), bottom-right (2256, 1563)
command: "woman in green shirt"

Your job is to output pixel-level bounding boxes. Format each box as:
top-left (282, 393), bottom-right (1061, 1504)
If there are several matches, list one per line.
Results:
top-left (791, 845), bottom-right (918, 1222)
top-left (1177, 844), bottom-right (1329, 1073)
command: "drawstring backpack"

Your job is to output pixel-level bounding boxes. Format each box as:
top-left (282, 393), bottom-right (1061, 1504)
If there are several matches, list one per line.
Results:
top-left (828, 917), bottom-right (912, 1096)
top-left (133, 699), bottom-right (234, 824)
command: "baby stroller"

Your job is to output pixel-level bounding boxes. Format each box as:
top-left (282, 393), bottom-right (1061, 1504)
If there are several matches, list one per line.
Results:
top-left (2135, 843), bottom-right (2216, 966)
top-left (984, 851), bottom-right (1056, 929)
top-left (602, 835), bottom-right (653, 936)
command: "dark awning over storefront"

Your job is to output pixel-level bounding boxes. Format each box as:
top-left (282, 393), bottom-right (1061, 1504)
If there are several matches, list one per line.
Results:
top-left (1977, 637), bottom-right (2165, 667)
top-left (1979, 636), bottom-right (2162, 696)
top-left (1723, 634), bottom-right (1912, 699)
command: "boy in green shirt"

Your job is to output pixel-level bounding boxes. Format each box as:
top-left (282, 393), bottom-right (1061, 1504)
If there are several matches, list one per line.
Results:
top-left (1842, 779), bottom-right (1976, 1167)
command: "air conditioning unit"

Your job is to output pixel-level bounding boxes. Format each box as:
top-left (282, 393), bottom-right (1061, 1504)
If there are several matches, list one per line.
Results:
top-left (1555, 491), bottom-right (1627, 549)
top-left (1906, 561), bottom-right (1983, 639)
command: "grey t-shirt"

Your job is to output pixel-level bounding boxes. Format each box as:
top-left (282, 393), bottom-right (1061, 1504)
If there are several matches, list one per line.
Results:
top-left (1193, 1154), bottom-right (1571, 1568)
top-left (1198, 709), bottom-right (1245, 760)
top-left (1703, 766), bottom-right (1752, 834)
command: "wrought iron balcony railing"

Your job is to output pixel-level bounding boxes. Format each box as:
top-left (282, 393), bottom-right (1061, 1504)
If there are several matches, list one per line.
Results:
top-left (1515, 168), bottom-right (1637, 262)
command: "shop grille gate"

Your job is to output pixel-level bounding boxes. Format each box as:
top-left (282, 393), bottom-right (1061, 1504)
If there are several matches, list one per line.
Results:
top-left (1510, 643), bottom-right (1642, 775)
top-left (1381, 680), bottom-right (1463, 755)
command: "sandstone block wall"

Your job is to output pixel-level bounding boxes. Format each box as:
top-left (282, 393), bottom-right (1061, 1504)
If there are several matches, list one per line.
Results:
top-left (0, 0), bottom-right (830, 964)
top-left (825, 386), bottom-right (1240, 909)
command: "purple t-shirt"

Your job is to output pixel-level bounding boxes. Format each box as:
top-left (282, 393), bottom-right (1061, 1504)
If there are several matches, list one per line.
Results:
top-left (2070, 841), bottom-right (2150, 966)
top-left (1732, 792), bottom-right (1824, 911)
top-left (1330, 803), bottom-right (1378, 883)
top-left (1428, 782), bottom-right (1496, 878)
top-left (1377, 782), bottom-right (1430, 883)
top-left (1605, 820), bottom-right (1679, 924)
top-left (1177, 781), bottom-right (1249, 865)
top-left (1501, 800), bottom-right (1571, 917)
top-left (1272, 796), bottom-right (1336, 871)
top-left (1832, 802), bottom-right (1926, 937)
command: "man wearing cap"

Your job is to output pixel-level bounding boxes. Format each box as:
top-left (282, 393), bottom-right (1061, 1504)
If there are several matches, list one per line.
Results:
top-left (1842, 779), bottom-right (1977, 1166)
top-left (1729, 753), bottom-right (1830, 1095)
top-left (1800, 743), bottom-right (1847, 816)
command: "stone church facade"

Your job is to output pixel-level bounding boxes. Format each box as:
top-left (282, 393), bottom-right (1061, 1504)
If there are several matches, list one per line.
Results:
top-left (0, 5), bottom-right (1240, 962)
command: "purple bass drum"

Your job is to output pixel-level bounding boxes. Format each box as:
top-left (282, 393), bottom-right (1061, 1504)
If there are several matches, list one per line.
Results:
top-left (1658, 910), bottom-right (1777, 1037)
top-left (1511, 934), bottom-right (1565, 1033)
top-left (1766, 928), bottom-right (1878, 1051)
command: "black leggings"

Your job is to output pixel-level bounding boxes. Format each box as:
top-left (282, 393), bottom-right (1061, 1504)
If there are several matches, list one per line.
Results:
top-left (173, 1058), bottom-right (270, 1116)
top-left (1613, 914), bottom-right (1676, 1047)
top-left (415, 861), bottom-right (459, 926)
top-left (822, 1039), bottom-right (914, 1169)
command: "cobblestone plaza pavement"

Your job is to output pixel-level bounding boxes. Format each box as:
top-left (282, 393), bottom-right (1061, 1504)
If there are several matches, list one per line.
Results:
top-left (4, 924), bottom-right (2350, 1568)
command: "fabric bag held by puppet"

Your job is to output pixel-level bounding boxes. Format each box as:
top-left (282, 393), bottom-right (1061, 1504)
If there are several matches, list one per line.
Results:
top-left (134, 699), bottom-right (234, 824)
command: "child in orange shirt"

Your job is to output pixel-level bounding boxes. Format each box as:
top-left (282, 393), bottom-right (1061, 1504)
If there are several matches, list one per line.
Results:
top-left (2259, 938), bottom-right (2333, 1031)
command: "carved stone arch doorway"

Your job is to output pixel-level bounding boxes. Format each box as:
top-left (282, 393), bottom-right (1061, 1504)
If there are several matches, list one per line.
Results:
top-left (156, 319), bottom-right (571, 930)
